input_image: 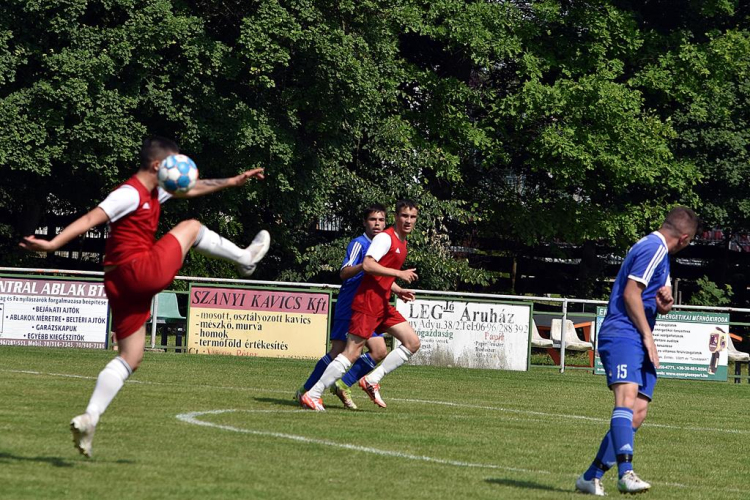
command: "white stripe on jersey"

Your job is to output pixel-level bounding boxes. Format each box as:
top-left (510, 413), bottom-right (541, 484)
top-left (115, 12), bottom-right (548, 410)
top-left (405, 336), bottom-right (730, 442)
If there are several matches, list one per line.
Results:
top-left (341, 241), bottom-right (362, 269)
top-left (642, 244), bottom-right (667, 284)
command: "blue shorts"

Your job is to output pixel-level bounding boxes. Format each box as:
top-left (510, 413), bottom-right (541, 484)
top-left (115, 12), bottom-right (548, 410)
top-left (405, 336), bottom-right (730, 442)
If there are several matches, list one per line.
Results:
top-left (330, 315), bottom-right (383, 342)
top-left (598, 336), bottom-right (658, 401)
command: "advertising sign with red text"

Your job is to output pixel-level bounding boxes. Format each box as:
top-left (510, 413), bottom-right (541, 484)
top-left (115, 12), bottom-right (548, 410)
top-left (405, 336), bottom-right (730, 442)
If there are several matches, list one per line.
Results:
top-left (187, 286), bottom-right (329, 359)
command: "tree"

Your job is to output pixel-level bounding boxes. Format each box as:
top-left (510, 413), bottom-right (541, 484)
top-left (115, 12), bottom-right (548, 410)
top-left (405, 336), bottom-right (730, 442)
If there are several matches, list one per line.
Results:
top-left (3, 0), bottom-right (747, 301)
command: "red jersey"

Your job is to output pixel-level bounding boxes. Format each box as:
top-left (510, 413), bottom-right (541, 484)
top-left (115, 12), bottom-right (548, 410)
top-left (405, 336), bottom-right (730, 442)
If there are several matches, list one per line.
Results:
top-left (351, 226), bottom-right (408, 315)
top-left (103, 176), bottom-right (163, 266)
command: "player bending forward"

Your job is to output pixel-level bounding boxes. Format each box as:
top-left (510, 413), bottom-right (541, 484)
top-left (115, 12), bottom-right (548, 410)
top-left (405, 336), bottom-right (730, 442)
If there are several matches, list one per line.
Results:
top-left (575, 206), bottom-right (698, 495)
top-left (20, 137), bottom-right (271, 457)
top-left (300, 200), bottom-right (420, 411)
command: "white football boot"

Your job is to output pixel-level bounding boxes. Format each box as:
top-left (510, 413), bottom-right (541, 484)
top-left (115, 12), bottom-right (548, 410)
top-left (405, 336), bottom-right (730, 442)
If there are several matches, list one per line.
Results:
top-left (237, 230), bottom-right (271, 277)
top-left (617, 470), bottom-right (651, 494)
top-left (575, 474), bottom-right (606, 496)
top-left (70, 413), bottom-right (96, 458)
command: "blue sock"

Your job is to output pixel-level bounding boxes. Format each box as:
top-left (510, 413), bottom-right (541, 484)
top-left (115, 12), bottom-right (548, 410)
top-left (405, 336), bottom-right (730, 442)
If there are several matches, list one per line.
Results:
top-left (583, 431), bottom-right (613, 481)
top-left (584, 427), bottom-right (639, 480)
top-left (341, 353), bottom-right (377, 387)
top-left (303, 353), bottom-right (332, 391)
top-left (610, 407), bottom-right (635, 478)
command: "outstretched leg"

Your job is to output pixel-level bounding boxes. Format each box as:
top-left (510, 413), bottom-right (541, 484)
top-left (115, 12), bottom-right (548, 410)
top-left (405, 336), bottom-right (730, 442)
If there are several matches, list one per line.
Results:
top-left (168, 219), bottom-right (270, 276)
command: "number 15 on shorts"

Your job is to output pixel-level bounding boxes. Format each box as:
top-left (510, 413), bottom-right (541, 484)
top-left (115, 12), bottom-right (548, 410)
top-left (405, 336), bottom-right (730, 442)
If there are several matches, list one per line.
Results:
top-left (616, 364), bottom-right (628, 379)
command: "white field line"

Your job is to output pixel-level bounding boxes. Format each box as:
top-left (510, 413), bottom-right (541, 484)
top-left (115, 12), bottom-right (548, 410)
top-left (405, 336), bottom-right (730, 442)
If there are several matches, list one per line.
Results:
top-left (6, 369), bottom-right (748, 493)
top-left (177, 409), bottom-right (547, 474)
top-left (389, 397), bottom-right (750, 436)
top-left (6, 368), bottom-right (750, 437)
top-left (178, 409), bottom-right (750, 494)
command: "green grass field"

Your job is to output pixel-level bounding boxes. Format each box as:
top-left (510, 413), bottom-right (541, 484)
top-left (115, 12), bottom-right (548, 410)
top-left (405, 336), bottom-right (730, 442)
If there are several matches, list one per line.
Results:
top-left (1, 346), bottom-right (749, 500)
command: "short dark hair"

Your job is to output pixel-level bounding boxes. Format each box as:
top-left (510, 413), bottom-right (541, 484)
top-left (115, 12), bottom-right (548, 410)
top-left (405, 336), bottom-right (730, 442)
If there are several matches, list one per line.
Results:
top-left (395, 199), bottom-right (418, 214)
top-left (140, 136), bottom-right (179, 170)
top-left (362, 203), bottom-right (387, 221)
top-left (662, 206), bottom-right (699, 236)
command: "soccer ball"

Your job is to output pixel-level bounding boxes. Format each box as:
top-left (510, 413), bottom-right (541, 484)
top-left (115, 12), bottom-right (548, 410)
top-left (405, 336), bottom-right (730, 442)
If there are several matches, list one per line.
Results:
top-left (158, 154), bottom-right (199, 194)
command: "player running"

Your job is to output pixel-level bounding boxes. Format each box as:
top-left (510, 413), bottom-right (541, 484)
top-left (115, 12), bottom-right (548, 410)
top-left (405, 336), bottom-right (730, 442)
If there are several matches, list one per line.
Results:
top-left (295, 204), bottom-right (396, 410)
top-left (300, 200), bottom-right (420, 411)
top-left (575, 206), bottom-right (698, 496)
top-left (20, 137), bottom-right (271, 458)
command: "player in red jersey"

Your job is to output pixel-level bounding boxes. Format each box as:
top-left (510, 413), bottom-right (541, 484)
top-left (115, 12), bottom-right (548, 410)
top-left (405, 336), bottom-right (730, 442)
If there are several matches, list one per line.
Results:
top-left (19, 137), bottom-right (271, 457)
top-left (300, 200), bottom-right (420, 411)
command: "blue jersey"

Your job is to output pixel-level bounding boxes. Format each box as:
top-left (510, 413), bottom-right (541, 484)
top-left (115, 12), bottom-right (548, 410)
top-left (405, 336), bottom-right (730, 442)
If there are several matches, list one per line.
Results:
top-left (334, 233), bottom-right (372, 320)
top-left (600, 232), bottom-right (670, 342)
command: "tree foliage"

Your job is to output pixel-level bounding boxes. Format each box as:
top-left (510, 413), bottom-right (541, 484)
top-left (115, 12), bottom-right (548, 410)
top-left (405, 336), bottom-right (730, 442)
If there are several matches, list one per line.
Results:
top-left (1, 1), bottom-right (748, 297)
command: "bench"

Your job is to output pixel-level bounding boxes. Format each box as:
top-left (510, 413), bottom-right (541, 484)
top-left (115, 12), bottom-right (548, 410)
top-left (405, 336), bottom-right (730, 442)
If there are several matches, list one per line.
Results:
top-left (151, 292), bottom-right (187, 352)
top-left (531, 320), bottom-right (553, 348)
top-left (729, 333), bottom-right (749, 384)
top-left (535, 318), bottom-right (594, 367)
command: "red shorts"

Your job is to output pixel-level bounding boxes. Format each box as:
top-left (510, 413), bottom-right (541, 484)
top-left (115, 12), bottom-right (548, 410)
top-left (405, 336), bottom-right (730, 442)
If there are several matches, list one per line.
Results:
top-left (348, 306), bottom-right (407, 339)
top-left (104, 234), bottom-right (183, 340)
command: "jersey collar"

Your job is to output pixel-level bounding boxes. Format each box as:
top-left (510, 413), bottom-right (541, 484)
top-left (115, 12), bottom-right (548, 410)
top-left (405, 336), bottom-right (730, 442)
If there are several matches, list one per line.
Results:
top-left (652, 230), bottom-right (667, 247)
top-left (363, 232), bottom-right (372, 242)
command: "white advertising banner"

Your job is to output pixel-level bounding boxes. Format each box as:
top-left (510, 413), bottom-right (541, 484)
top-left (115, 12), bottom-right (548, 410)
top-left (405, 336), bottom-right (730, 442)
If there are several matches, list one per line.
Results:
top-left (595, 307), bottom-right (730, 381)
top-left (396, 298), bottom-right (531, 371)
top-left (0, 277), bottom-right (109, 349)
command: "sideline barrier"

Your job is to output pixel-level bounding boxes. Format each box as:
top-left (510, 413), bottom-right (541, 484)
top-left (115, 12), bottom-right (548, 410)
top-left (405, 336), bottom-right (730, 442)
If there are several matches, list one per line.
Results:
top-left (1, 267), bottom-right (749, 379)
top-left (393, 296), bottom-right (533, 371)
top-left (0, 274), bottom-right (109, 349)
top-left (186, 284), bottom-right (331, 359)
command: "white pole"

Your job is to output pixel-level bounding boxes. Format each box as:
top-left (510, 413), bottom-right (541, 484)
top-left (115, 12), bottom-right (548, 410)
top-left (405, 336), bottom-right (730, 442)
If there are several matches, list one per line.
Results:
top-left (150, 295), bottom-right (159, 349)
top-left (560, 299), bottom-right (568, 373)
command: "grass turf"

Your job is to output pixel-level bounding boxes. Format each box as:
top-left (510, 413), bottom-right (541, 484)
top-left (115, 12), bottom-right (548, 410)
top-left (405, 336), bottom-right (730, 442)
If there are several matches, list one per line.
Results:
top-left (1, 346), bottom-right (749, 499)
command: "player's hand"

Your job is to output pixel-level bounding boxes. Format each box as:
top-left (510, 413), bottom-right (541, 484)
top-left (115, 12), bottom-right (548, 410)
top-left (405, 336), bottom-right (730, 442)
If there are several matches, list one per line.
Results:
top-left (656, 286), bottom-right (674, 314)
top-left (233, 168), bottom-right (265, 186)
top-left (395, 289), bottom-right (416, 302)
top-left (19, 235), bottom-right (55, 253)
top-left (399, 268), bottom-right (418, 283)
top-left (643, 334), bottom-right (660, 369)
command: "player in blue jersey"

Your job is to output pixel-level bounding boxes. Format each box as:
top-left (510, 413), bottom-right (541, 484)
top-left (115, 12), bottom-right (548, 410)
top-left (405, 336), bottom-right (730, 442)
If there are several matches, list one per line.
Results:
top-left (576, 206), bottom-right (698, 496)
top-left (295, 204), bottom-right (396, 409)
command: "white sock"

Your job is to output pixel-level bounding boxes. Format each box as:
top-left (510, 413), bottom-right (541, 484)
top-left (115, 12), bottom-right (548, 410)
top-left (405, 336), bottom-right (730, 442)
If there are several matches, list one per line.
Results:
top-left (85, 357), bottom-right (132, 426)
top-left (193, 225), bottom-right (251, 265)
top-left (308, 355), bottom-right (352, 399)
top-left (366, 345), bottom-right (412, 385)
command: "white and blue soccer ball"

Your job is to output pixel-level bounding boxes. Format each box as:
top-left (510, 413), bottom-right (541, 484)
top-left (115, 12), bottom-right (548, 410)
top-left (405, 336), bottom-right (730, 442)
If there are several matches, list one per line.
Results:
top-left (158, 154), bottom-right (199, 194)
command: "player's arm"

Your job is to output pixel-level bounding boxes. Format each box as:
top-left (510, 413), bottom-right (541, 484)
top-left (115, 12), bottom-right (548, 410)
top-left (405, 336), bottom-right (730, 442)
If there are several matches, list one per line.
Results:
top-left (339, 239), bottom-right (366, 280)
top-left (362, 256), bottom-right (418, 283)
top-left (175, 168), bottom-right (265, 198)
top-left (19, 207), bottom-right (110, 253)
top-left (623, 279), bottom-right (660, 368)
top-left (391, 282), bottom-right (415, 302)
top-left (340, 264), bottom-right (363, 281)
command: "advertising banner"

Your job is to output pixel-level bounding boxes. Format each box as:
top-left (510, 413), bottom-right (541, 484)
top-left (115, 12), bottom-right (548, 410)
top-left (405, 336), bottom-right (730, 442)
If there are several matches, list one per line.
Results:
top-left (396, 298), bottom-right (532, 371)
top-left (187, 286), bottom-right (329, 359)
top-left (0, 277), bottom-right (109, 349)
top-left (595, 307), bottom-right (730, 381)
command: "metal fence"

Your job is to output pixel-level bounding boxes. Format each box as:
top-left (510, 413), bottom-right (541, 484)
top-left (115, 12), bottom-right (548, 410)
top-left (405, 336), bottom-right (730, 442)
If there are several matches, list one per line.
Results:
top-left (2, 266), bottom-right (749, 379)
